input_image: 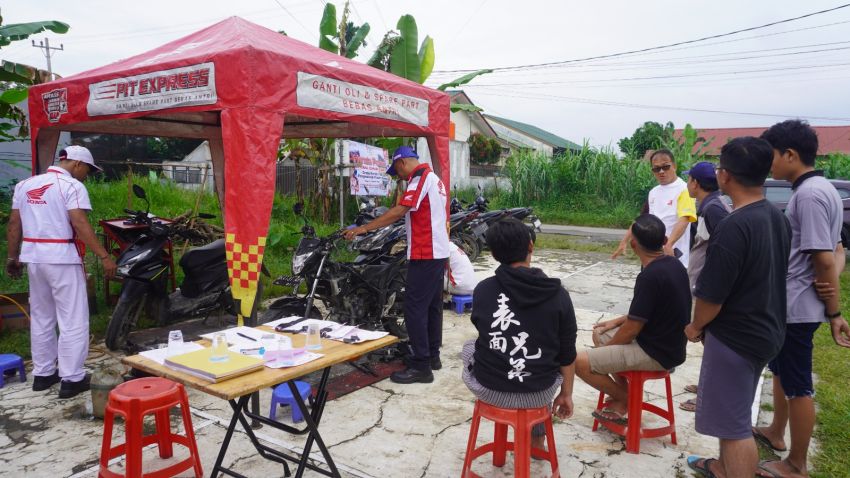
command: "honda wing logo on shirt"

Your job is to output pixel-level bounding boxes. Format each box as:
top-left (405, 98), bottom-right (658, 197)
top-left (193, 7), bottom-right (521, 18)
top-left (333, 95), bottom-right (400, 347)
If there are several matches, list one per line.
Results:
top-left (26, 184), bottom-right (52, 204)
top-left (403, 193), bottom-right (415, 202)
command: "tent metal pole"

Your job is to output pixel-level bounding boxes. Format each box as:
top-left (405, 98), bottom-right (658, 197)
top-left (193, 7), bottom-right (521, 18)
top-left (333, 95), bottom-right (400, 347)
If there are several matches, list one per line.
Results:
top-left (338, 141), bottom-right (345, 229)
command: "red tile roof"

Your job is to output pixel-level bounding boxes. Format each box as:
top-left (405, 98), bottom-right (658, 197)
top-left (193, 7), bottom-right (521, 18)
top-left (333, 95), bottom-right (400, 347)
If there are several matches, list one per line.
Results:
top-left (674, 126), bottom-right (850, 156)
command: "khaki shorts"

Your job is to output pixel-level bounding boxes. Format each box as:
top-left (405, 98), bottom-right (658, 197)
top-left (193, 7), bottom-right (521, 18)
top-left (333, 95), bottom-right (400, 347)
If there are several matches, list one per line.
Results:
top-left (586, 326), bottom-right (665, 375)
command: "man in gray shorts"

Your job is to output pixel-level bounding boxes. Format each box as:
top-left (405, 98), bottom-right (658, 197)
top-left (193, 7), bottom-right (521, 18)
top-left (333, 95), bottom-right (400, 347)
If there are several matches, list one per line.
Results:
top-left (685, 137), bottom-right (791, 478)
top-left (754, 120), bottom-right (850, 478)
top-left (575, 214), bottom-right (691, 424)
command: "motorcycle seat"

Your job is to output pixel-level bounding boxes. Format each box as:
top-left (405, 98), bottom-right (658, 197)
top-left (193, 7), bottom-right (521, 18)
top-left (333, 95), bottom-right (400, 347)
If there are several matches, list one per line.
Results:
top-left (180, 238), bottom-right (226, 270)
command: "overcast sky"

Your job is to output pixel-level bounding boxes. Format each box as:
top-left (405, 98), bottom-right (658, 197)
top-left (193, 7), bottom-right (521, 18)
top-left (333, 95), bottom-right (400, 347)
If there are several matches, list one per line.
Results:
top-left (4, 0), bottom-right (850, 148)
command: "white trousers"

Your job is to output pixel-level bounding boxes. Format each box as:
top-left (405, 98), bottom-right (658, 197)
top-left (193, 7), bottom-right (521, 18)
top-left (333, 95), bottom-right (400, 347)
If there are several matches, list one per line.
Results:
top-left (27, 263), bottom-right (89, 382)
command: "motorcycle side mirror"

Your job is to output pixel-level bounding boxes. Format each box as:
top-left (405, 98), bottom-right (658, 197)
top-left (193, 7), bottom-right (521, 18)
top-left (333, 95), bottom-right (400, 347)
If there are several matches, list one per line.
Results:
top-left (293, 202), bottom-right (304, 216)
top-left (132, 184), bottom-right (147, 200)
top-left (197, 213), bottom-right (216, 219)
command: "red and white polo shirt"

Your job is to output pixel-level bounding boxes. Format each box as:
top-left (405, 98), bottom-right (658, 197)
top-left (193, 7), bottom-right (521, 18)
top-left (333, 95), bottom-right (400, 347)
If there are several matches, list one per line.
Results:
top-left (399, 163), bottom-right (450, 260)
top-left (11, 166), bottom-right (91, 264)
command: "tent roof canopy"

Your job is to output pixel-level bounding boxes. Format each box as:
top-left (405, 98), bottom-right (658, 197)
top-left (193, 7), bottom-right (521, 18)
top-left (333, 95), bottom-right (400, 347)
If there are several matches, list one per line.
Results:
top-left (28, 16), bottom-right (450, 141)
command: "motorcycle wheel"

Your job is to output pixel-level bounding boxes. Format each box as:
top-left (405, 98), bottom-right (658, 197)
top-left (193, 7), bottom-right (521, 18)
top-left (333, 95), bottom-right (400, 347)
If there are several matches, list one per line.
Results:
top-left (106, 294), bottom-right (146, 351)
top-left (384, 273), bottom-right (408, 340)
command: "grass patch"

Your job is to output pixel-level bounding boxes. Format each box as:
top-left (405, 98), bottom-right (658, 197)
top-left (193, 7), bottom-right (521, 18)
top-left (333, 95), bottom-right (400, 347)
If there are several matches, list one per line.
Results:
top-left (810, 270), bottom-right (850, 478)
top-left (535, 233), bottom-right (621, 254)
top-left (760, 403), bottom-right (775, 412)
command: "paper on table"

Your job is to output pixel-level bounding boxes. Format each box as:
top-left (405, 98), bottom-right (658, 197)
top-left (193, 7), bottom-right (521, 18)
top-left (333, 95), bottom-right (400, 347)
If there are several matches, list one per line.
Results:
top-left (200, 326), bottom-right (264, 347)
top-left (323, 324), bottom-right (389, 343)
top-left (264, 351), bottom-right (323, 368)
top-left (139, 342), bottom-right (205, 365)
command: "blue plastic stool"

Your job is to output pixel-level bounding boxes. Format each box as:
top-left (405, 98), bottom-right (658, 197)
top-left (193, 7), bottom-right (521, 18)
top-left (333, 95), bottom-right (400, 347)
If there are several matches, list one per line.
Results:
top-left (0, 354), bottom-right (26, 388)
top-left (269, 381), bottom-right (312, 423)
top-left (452, 295), bottom-right (473, 314)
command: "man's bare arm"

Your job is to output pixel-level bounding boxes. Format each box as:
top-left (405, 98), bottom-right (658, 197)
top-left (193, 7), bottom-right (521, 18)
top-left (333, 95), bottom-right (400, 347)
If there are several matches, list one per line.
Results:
top-left (664, 216), bottom-right (690, 256)
top-left (6, 209), bottom-right (22, 260)
top-left (602, 318), bottom-right (644, 346)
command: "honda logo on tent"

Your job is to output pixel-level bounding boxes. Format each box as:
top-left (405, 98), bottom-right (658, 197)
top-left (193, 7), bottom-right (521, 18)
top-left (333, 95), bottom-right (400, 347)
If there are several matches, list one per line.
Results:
top-left (42, 88), bottom-right (68, 123)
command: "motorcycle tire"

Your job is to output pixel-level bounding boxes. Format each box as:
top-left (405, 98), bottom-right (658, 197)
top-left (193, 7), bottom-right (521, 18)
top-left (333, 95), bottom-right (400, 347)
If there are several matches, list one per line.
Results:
top-left (106, 294), bottom-right (147, 351)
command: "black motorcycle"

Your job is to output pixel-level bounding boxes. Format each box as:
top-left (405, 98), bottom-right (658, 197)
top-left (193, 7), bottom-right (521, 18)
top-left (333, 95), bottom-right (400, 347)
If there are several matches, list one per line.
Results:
top-left (105, 185), bottom-right (235, 351)
top-left (262, 202), bottom-right (407, 338)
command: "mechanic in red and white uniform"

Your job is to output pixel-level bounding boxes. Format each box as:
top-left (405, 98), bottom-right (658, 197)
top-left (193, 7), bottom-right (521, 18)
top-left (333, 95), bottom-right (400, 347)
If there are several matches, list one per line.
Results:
top-left (344, 146), bottom-right (450, 384)
top-left (6, 146), bottom-right (117, 399)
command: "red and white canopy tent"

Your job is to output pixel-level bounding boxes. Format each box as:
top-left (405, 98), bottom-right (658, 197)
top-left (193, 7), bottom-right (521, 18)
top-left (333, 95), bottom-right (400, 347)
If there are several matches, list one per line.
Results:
top-left (27, 17), bottom-right (451, 322)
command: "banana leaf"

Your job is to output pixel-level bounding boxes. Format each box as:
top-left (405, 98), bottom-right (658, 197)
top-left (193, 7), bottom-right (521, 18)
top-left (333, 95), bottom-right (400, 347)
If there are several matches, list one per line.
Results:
top-left (345, 22), bottom-right (370, 59)
top-left (450, 103), bottom-right (483, 113)
top-left (367, 32), bottom-right (399, 70)
top-left (389, 15), bottom-right (420, 83)
top-left (0, 20), bottom-right (70, 46)
top-left (418, 36), bottom-right (434, 84)
top-left (318, 3), bottom-right (339, 54)
top-left (437, 69), bottom-right (493, 91)
top-left (0, 61), bottom-right (38, 84)
top-left (0, 86), bottom-right (27, 105)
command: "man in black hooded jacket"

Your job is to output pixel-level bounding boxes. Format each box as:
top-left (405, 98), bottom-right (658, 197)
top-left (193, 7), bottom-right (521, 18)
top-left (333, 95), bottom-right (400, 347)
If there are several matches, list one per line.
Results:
top-left (462, 217), bottom-right (577, 450)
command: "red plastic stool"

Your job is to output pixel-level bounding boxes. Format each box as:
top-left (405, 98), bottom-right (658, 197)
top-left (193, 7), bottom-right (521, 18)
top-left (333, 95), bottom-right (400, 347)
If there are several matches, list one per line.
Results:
top-left (592, 370), bottom-right (676, 454)
top-left (461, 400), bottom-right (559, 478)
top-left (99, 377), bottom-right (203, 478)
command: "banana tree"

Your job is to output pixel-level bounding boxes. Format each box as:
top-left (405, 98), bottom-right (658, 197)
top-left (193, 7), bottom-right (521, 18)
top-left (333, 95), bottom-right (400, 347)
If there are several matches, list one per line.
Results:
top-left (0, 11), bottom-right (69, 141)
top-left (318, 1), bottom-right (370, 59)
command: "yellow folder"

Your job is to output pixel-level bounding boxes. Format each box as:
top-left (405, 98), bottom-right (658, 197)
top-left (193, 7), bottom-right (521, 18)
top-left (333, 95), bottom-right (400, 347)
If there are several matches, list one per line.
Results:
top-left (164, 348), bottom-right (264, 383)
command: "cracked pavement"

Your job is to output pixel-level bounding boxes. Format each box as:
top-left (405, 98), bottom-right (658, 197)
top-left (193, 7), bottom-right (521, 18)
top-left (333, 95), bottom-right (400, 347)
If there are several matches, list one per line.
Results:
top-left (0, 249), bottom-right (778, 477)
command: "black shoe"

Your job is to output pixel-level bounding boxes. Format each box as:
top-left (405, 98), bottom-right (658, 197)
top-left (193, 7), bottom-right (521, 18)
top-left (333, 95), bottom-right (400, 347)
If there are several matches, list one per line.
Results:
top-left (58, 374), bottom-right (91, 399)
top-left (403, 356), bottom-right (443, 371)
top-left (390, 367), bottom-right (434, 384)
top-left (32, 372), bottom-right (60, 392)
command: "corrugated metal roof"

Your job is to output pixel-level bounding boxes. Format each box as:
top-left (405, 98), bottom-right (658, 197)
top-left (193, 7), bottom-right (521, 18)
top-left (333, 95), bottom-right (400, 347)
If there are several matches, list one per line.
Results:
top-left (484, 114), bottom-right (581, 151)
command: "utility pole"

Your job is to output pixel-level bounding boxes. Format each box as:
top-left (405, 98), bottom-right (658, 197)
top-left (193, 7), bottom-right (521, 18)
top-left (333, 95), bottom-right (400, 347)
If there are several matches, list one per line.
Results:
top-left (31, 37), bottom-right (64, 81)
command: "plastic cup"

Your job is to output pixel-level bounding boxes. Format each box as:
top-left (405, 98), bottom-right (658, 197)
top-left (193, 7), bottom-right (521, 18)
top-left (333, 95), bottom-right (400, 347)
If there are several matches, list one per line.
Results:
top-left (305, 323), bottom-right (322, 350)
top-left (260, 334), bottom-right (277, 358)
top-left (210, 332), bottom-right (229, 362)
top-left (166, 330), bottom-right (183, 357)
top-left (277, 336), bottom-right (294, 365)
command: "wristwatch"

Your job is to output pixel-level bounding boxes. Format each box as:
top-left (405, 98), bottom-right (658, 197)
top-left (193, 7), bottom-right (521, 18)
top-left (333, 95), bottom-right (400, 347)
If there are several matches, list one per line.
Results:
top-left (825, 310), bottom-right (842, 319)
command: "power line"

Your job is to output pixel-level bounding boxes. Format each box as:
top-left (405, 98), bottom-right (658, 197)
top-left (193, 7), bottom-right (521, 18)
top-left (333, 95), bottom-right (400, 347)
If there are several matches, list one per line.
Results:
top-left (432, 4), bottom-right (850, 73)
top-left (272, 0), bottom-right (318, 40)
top-left (462, 60), bottom-right (850, 87)
top-left (469, 88), bottom-right (850, 122)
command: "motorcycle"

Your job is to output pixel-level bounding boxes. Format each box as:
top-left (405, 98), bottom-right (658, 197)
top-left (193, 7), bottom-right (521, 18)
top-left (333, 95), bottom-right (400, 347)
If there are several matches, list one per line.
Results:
top-left (262, 202), bottom-right (407, 339)
top-left (105, 185), bottom-right (236, 352)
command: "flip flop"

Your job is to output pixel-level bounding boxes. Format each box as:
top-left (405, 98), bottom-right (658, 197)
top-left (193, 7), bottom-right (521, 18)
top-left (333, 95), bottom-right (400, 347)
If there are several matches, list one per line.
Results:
top-left (679, 398), bottom-right (697, 412)
top-left (684, 384), bottom-right (698, 394)
top-left (591, 408), bottom-right (628, 425)
top-left (753, 427), bottom-right (787, 452)
top-left (755, 460), bottom-right (785, 478)
top-left (687, 456), bottom-right (719, 478)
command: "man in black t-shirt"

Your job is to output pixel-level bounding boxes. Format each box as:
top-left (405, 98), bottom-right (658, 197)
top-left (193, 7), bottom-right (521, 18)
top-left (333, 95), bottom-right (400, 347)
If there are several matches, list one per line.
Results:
top-left (575, 214), bottom-right (691, 424)
top-left (685, 137), bottom-right (791, 478)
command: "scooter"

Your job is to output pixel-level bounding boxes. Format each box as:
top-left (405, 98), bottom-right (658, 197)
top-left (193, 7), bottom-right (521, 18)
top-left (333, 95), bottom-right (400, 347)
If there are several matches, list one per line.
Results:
top-left (104, 185), bottom-right (235, 352)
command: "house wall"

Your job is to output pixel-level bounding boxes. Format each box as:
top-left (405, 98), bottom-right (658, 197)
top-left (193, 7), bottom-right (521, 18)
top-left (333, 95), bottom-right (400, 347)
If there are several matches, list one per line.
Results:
top-left (416, 138), bottom-right (510, 191)
top-left (451, 110), bottom-right (474, 143)
top-left (489, 121), bottom-right (554, 156)
top-left (0, 102), bottom-right (71, 186)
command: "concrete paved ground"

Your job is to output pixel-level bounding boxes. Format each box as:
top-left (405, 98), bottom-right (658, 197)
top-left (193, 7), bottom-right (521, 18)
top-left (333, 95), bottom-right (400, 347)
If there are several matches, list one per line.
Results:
top-left (0, 249), bottom-right (780, 477)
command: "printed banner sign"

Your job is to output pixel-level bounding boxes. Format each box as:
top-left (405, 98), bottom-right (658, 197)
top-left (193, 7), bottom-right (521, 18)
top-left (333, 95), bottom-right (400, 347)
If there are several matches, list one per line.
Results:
top-left (42, 88), bottom-right (68, 123)
top-left (343, 140), bottom-right (390, 196)
top-left (297, 72), bottom-right (429, 127)
top-left (87, 62), bottom-right (217, 116)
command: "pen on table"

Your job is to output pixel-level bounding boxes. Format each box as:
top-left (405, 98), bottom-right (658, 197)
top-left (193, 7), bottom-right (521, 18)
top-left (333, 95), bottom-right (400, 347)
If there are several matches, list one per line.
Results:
top-left (236, 332), bottom-right (257, 342)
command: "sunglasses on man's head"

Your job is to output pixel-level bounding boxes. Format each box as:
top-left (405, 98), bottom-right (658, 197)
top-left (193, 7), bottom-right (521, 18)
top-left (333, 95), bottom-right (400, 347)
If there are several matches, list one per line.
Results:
top-left (651, 164), bottom-right (673, 173)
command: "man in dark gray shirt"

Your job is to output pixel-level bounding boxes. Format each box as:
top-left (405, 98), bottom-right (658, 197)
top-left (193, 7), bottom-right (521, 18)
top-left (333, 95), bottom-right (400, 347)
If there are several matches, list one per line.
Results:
top-left (754, 120), bottom-right (850, 478)
top-left (685, 137), bottom-right (791, 478)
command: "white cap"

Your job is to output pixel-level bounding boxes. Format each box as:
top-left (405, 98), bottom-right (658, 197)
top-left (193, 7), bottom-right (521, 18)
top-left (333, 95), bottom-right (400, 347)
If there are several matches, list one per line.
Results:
top-left (58, 145), bottom-right (102, 171)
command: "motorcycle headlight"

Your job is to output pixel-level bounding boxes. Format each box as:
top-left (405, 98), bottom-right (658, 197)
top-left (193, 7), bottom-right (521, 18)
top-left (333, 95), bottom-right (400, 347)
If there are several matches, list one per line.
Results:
top-left (116, 264), bottom-right (133, 277)
top-left (291, 251), bottom-right (312, 274)
top-left (390, 240), bottom-right (407, 256)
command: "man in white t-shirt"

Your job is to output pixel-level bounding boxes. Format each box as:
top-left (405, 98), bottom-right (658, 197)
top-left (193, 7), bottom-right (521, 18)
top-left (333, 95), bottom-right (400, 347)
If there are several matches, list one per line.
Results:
top-left (612, 149), bottom-right (696, 268)
top-left (344, 146), bottom-right (450, 384)
top-left (6, 146), bottom-right (117, 399)
top-left (445, 242), bottom-right (477, 296)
